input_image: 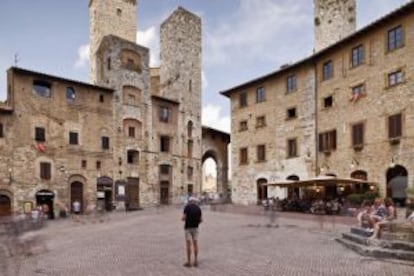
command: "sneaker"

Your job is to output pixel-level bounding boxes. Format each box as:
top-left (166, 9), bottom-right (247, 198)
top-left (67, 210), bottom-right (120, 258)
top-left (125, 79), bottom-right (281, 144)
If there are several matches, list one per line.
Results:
top-left (367, 228), bottom-right (374, 232)
top-left (183, 262), bottom-right (191, 268)
top-left (193, 261), bottom-right (198, 267)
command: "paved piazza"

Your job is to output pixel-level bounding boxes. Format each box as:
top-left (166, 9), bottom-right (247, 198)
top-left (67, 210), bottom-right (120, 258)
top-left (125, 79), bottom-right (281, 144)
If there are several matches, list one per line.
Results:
top-left (4, 207), bottom-right (414, 276)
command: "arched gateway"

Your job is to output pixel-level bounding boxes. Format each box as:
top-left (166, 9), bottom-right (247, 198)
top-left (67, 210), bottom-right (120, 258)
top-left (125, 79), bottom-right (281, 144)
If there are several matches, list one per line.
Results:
top-left (201, 127), bottom-right (230, 199)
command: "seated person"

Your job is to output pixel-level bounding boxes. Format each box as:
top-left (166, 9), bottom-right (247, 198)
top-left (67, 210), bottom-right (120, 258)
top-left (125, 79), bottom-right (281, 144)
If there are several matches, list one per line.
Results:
top-left (369, 198), bottom-right (387, 226)
top-left (357, 200), bottom-right (373, 228)
top-left (369, 197), bottom-right (396, 239)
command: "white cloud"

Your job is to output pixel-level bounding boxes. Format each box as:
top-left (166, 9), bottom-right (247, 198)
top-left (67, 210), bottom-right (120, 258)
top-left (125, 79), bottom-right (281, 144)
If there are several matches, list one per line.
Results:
top-left (202, 104), bottom-right (230, 133)
top-left (137, 26), bottom-right (159, 67)
top-left (205, 0), bottom-right (311, 68)
top-left (74, 44), bottom-right (90, 68)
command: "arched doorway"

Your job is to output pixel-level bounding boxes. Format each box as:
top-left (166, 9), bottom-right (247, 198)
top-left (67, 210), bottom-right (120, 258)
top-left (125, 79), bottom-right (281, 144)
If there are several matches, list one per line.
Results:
top-left (287, 175), bottom-right (300, 199)
top-left (70, 182), bottom-right (83, 213)
top-left (257, 178), bottom-right (268, 204)
top-left (202, 157), bottom-right (217, 195)
top-left (0, 194), bottom-right (11, 217)
top-left (386, 165), bottom-right (408, 206)
top-left (351, 170), bottom-right (368, 194)
top-left (36, 190), bottom-right (55, 219)
top-left (97, 176), bottom-right (114, 211)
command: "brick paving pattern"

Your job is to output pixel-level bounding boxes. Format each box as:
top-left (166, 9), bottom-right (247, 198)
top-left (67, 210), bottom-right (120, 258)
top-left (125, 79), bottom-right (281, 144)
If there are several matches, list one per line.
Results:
top-left (5, 206), bottom-right (413, 276)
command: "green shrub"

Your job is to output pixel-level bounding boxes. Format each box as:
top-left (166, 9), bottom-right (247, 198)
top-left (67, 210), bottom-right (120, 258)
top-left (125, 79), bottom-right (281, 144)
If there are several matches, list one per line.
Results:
top-left (363, 191), bottom-right (378, 202)
top-left (347, 193), bottom-right (363, 205)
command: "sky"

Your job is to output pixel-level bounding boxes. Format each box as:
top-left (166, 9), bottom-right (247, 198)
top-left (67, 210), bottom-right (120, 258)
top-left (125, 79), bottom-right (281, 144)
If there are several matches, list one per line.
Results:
top-left (0, 0), bottom-right (410, 134)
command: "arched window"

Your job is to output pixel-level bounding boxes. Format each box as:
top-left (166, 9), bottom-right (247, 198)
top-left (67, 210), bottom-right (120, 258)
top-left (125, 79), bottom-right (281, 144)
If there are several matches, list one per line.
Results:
top-left (33, 80), bottom-right (51, 97)
top-left (120, 49), bottom-right (142, 73)
top-left (122, 86), bottom-right (141, 106)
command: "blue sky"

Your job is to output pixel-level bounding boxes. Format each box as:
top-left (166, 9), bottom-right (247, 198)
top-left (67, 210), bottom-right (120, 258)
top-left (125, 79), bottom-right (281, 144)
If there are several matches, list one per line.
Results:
top-left (0, 0), bottom-right (409, 132)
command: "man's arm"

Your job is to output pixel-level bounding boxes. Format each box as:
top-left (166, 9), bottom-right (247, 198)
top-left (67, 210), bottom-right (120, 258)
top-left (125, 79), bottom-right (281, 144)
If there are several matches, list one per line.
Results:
top-left (182, 214), bottom-right (186, 221)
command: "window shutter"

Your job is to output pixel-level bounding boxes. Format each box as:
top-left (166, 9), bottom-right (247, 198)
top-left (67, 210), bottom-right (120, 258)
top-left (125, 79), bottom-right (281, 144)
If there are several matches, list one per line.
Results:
top-left (318, 133), bottom-right (324, 152)
top-left (332, 130), bottom-right (337, 150)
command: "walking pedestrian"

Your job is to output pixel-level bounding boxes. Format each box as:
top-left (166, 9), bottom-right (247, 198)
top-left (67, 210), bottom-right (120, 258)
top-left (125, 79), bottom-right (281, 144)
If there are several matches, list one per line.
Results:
top-left (182, 197), bottom-right (202, 267)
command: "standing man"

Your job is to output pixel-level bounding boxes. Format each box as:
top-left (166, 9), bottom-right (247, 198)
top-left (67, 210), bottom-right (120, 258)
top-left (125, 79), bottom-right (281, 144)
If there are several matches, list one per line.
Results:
top-left (182, 197), bottom-right (202, 267)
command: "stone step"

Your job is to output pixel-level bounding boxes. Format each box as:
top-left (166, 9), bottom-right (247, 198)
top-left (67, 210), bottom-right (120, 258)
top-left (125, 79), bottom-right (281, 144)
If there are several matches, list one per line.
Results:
top-left (382, 231), bottom-right (414, 242)
top-left (336, 238), bottom-right (414, 262)
top-left (384, 222), bottom-right (414, 233)
top-left (350, 226), bottom-right (373, 238)
top-left (343, 232), bottom-right (414, 251)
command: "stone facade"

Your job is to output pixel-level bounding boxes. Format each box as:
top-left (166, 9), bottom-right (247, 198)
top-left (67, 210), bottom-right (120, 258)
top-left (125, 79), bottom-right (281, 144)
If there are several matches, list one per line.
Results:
top-left (91, 4), bottom-right (203, 206)
top-left (222, 2), bottom-right (414, 205)
top-left (89, 0), bottom-right (138, 84)
top-left (314, 0), bottom-right (356, 52)
top-left (0, 2), bottom-right (224, 216)
top-left (0, 68), bottom-right (115, 215)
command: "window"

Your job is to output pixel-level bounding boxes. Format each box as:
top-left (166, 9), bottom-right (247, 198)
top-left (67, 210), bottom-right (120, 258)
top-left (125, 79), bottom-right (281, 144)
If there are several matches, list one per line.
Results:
top-left (127, 94), bottom-right (136, 105)
top-left (322, 60), bottom-right (333, 81)
top-left (351, 84), bottom-right (365, 101)
top-left (287, 107), bottom-right (297, 119)
top-left (187, 166), bottom-right (193, 180)
top-left (159, 106), bottom-right (170, 123)
top-left (99, 94), bottom-right (104, 103)
top-left (351, 45), bottom-right (364, 67)
top-left (96, 161), bottom-right (101, 170)
top-left (256, 116), bottom-right (266, 128)
top-left (352, 123), bottom-right (364, 149)
top-left (160, 165), bottom-right (170, 174)
top-left (187, 121), bottom-right (193, 137)
top-left (117, 8), bottom-right (122, 16)
top-left (160, 164), bottom-right (170, 175)
top-left (388, 25), bottom-right (404, 51)
top-left (239, 92), bottom-right (247, 107)
top-left (0, 123), bottom-right (3, 138)
top-left (388, 70), bottom-right (404, 87)
top-left (240, 147), bottom-right (248, 165)
top-left (256, 87), bottom-right (266, 103)
top-left (287, 75), bottom-right (297, 93)
top-left (160, 136), bottom-right (170, 152)
top-left (101, 136), bottom-right (110, 149)
top-left (239, 120), bottom-right (248, 131)
top-left (318, 130), bottom-right (337, 152)
top-left (81, 160), bottom-right (87, 169)
top-left (35, 127), bottom-right (46, 142)
top-left (128, 127), bottom-right (135, 138)
top-left (257, 144), bottom-right (266, 162)
top-left (107, 58), bottom-right (111, 71)
top-left (66, 87), bottom-right (76, 101)
top-left (127, 150), bottom-right (139, 164)
top-left (388, 113), bottom-right (402, 139)
top-left (33, 80), bottom-right (51, 97)
top-left (187, 140), bottom-right (193, 158)
top-left (40, 162), bottom-right (51, 180)
top-left (69, 132), bottom-right (79, 145)
top-left (287, 138), bottom-right (297, 158)
top-left (323, 96), bottom-right (333, 108)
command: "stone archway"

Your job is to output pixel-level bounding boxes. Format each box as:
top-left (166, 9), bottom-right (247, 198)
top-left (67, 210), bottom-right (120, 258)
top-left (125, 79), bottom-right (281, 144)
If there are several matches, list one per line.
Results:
top-left (70, 182), bottom-right (84, 213)
top-left (386, 165), bottom-right (408, 206)
top-left (201, 127), bottom-right (230, 199)
top-left (0, 190), bottom-right (12, 217)
top-left (257, 178), bottom-right (268, 204)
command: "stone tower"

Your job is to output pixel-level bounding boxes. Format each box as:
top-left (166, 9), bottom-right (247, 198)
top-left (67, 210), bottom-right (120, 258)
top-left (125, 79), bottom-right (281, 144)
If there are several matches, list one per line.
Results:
top-left (89, 0), bottom-right (138, 83)
top-left (159, 7), bottom-right (203, 195)
top-left (314, 0), bottom-right (356, 52)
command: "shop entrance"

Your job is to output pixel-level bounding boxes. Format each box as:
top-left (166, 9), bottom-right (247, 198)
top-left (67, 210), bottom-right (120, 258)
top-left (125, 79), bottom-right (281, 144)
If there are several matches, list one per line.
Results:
top-left (36, 190), bottom-right (55, 219)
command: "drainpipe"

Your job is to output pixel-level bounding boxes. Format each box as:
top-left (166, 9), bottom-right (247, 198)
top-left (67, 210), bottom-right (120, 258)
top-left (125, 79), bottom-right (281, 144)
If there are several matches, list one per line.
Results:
top-left (314, 61), bottom-right (319, 177)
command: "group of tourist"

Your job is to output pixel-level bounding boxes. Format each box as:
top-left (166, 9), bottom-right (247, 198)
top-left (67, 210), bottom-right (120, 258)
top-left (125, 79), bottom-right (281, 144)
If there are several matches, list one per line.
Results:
top-left (357, 197), bottom-right (396, 239)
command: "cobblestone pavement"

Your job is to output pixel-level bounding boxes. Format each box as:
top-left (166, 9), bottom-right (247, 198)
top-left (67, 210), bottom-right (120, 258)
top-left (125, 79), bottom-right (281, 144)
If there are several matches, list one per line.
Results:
top-left (5, 206), bottom-right (413, 276)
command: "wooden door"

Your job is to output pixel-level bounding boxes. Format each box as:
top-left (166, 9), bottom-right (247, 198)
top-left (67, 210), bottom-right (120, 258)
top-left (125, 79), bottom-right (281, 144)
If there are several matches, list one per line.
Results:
top-left (71, 182), bottom-right (83, 213)
top-left (160, 181), bottom-right (169, 205)
top-left (0, 195), bottom-right (11, 217)
top-left (127, 177), bottom-right (140, 209)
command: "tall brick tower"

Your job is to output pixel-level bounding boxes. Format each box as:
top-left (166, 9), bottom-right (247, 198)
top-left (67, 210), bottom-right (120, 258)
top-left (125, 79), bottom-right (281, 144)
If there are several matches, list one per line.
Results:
top-left (314, 0), bottom-right (356, 52)
top-left (89, 0), bottom-right (138, 84)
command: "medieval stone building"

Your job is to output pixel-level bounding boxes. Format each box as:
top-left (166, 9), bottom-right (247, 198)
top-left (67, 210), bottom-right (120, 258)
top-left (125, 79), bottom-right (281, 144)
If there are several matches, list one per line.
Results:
top-left (222, 1), bottom-right (414, 205)
top-left (0, 0), bottom-right (230, 217)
